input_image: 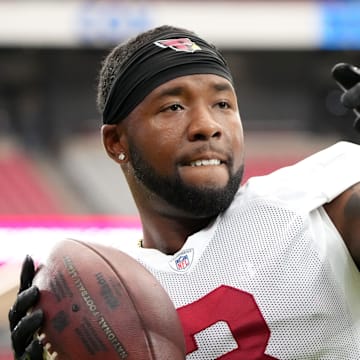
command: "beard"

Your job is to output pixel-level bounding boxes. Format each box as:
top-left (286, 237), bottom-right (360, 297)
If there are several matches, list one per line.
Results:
top-left (128, 142), bottom-right (244, 218)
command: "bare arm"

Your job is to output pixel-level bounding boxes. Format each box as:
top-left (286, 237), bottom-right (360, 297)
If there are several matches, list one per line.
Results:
top-left (324, 182), bottom-right (360, 270)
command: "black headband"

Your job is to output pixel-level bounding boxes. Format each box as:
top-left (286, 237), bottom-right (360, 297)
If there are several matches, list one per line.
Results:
top-left (102, 32), bottom-right (233, 124)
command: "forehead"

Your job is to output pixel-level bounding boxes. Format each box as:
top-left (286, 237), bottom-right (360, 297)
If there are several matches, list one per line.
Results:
top-left (148, 74), bottom-right (235, 99)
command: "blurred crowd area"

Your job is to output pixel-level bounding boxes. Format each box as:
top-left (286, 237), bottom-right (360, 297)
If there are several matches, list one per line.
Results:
top-left (0, 0), bottom-right (360, 357)
top-left (0, 0), bottom-right (359, 218)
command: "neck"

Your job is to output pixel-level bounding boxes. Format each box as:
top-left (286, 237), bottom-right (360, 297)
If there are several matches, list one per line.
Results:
top-left (127, 175), bottom-right (220, 254)
top-left (139, 210), bottom-right (216, 255)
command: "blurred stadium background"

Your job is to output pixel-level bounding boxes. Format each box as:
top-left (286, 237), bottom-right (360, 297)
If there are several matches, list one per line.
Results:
top-left (0, 0), bottom-right (359, 358)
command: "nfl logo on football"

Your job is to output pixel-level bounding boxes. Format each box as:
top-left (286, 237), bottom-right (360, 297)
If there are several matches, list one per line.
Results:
top-left (169, 249), bottom-right (194, 272)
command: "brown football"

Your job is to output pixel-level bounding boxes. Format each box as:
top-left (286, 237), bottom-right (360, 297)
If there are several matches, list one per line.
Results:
top-left (32, 238), bottom-right (185, 360)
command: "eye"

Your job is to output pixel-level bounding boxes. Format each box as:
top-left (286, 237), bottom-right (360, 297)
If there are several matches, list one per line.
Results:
top-left (162, 103), bottom-right (184, 112)
top-left (168, 104), bottom-right (184, 111)
top-left (217, 101), bottom-right (230, 109)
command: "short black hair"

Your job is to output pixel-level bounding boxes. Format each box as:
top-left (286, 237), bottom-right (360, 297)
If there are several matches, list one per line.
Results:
top-left (96, 25), bottom-right (199, 114)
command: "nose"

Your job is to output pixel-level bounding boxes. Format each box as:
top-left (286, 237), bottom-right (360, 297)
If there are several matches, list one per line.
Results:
top-left (187, 107), bottom-right (222, 141)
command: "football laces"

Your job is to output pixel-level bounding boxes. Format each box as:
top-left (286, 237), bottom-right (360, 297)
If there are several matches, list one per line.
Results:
top-left (38, 333), bottom-right (58, 360)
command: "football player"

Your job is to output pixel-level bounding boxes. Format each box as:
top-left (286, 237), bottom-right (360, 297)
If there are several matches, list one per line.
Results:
top-left (9, 25), bottom-right (360, 359)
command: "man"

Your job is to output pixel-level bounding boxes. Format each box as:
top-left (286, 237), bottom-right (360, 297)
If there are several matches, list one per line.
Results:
top-left (8, 25), bottom-right (360, 359)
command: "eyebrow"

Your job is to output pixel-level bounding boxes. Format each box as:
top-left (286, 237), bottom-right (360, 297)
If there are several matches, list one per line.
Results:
top-left (157, 86), bottom-right (184, 98)
top-left (212, 82), bottom-right (233, 93)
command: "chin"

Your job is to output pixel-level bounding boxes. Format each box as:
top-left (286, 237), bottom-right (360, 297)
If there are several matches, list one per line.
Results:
top-left (164, 166), bottom-right (243, 217)
top-left (170, 186), bottom-right (237, 218)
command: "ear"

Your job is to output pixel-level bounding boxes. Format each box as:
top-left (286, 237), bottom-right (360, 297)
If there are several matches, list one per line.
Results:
top-left (101, 124), bottom-right (128, 164)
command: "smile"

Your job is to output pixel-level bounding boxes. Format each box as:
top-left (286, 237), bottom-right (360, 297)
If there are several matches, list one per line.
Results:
top-left (189, 159), bottom-right (222, 167)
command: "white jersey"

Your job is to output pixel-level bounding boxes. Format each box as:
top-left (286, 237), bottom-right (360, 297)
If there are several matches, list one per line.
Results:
top-left (114, 141), bottom-right (360, 359)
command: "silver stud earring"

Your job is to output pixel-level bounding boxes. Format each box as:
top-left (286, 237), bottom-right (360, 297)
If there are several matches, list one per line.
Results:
top-left (118, 152), bottom-right (126, 161)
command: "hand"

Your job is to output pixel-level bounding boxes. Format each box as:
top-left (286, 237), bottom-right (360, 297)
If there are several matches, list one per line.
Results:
top-left (8, 255), bottom-right (44, 360)
top-left (332, 63), bottom-right (360, 132)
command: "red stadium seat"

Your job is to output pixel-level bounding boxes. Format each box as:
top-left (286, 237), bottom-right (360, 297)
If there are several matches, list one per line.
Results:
top-left (0, 151), bottom-right (62, 214)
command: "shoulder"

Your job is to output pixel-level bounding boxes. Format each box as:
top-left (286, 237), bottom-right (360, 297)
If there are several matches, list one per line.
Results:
top-left (324, 181), bottom-right (360, 269)
top-left (236, 141), bottom-right (360, 213)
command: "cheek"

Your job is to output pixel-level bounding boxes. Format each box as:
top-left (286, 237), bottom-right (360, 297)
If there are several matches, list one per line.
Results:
top-left (137, 125), bottom-right (181, 173)
top-left (229, 119), bottom-right (245, 167)
top-left (153, 127), bottom-right (180, 160)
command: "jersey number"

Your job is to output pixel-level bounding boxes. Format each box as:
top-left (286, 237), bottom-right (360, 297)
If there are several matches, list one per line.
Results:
top-left (177, 285), bottom-right (278, 359)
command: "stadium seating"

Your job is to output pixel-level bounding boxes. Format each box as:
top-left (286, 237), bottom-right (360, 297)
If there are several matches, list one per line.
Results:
top-left (0, 138), bottom-right (63, 214)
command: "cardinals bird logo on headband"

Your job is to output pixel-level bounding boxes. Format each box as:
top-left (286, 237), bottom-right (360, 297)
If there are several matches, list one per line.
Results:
top-left (154, 38), bottom-right (201, 53)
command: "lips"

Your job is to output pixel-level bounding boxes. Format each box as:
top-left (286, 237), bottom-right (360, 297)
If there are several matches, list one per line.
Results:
top-left (189, 159), bottom-right (222, 167)
top-left (181, 151), bottom-right (228, 168)
top-left (178, 145), bottom-right (230, 168)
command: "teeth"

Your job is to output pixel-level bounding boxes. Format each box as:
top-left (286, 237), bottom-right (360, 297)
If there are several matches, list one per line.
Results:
top-left (190, 159), bottom-right (221, 167)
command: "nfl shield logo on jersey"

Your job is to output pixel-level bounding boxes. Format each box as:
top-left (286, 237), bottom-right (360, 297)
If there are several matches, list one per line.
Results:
top-left (176, 255), bottom-right (189, 270)
top-left (169, 248), bottom-right (194, 272)
top-left (154, 38), bottom-right (201, 53)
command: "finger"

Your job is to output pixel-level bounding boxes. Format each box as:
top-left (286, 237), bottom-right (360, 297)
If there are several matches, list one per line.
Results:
top-left (19, 255), bottom-right (36, 293)
top-left (25, 338), bottom-right (44, 360)
top-left (354, 116), bottom-right (360, 133)
top-left (9, 286), bottom-right (40, 331)
top-left (332, 63), bottom-right (360, 91)
top-left (11, 309), bottom-right (44, 357)
top-left (341, 83), bottom-right (360, 109)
